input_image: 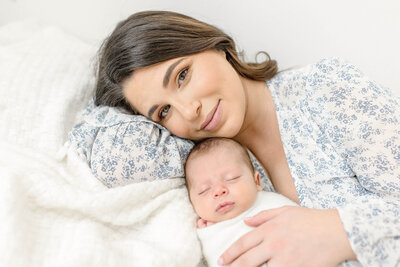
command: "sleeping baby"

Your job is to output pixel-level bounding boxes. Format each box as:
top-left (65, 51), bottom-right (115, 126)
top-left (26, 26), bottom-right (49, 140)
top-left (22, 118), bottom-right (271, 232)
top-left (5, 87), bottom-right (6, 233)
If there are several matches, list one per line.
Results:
top-left (184, 137), bottom-right (298, 267)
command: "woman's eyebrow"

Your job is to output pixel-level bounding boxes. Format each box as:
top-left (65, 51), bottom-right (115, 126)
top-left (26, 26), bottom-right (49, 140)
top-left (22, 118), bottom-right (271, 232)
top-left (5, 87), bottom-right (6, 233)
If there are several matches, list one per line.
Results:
top-left (163, 58), bottom-right (186, 87)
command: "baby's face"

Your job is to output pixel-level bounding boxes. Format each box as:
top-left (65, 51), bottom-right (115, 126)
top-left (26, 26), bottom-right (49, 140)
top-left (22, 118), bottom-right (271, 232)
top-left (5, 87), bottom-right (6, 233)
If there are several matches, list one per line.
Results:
top-left (186, 147), bottom-right (262, 223)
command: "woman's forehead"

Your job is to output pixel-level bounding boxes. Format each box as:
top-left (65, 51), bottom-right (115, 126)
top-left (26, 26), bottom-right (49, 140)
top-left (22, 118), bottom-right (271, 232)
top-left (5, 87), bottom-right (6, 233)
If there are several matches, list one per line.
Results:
top-left (125, 59), bottom-right (169, 87)
top-left (123, 54), bottom-right (189, 91)
top-left (122, 61), bottom-right (171, 114)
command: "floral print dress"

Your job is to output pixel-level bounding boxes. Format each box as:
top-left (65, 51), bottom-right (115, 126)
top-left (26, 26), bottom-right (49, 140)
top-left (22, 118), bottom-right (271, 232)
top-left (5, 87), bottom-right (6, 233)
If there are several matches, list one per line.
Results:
top-left (268, 58), bottom-right (400, 266)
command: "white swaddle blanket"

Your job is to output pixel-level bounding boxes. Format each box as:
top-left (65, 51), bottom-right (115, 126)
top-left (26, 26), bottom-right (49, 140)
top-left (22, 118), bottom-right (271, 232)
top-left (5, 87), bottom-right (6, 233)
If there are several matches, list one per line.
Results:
top-left (197, 192), bottom-right (298, 267)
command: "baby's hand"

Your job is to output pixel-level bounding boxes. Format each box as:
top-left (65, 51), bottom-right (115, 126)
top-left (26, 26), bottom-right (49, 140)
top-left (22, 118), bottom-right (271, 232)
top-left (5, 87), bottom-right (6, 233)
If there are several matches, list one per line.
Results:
top-left (197, 218), bottom-right (215, 228)
top-left (197, 218), bottom-right (208, 228)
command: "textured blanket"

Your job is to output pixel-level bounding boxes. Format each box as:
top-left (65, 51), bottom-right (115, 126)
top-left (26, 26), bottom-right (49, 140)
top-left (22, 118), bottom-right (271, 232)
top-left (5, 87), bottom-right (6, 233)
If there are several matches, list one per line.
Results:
top-left (0, 21), bottom-right (202, 267)
top-left (0, 142), bottom-right (201, 267)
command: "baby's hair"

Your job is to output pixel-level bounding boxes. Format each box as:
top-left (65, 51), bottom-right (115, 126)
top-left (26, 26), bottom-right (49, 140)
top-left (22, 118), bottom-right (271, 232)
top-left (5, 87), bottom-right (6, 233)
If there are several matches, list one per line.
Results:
top-left (185, 137), bottom-right (254, 174)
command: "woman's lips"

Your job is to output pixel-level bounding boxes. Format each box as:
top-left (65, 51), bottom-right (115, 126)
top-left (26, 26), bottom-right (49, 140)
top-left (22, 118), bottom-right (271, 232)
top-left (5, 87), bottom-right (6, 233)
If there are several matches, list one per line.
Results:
top-left (216, 202), bottom-right (235, 214)
top-left (201, 100), bottom-right (222, 131)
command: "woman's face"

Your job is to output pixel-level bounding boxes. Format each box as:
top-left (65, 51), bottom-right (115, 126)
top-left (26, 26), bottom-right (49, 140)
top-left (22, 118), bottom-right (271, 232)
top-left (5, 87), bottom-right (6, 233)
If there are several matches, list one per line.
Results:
top-left (123, 50), bottom-right (247, 140)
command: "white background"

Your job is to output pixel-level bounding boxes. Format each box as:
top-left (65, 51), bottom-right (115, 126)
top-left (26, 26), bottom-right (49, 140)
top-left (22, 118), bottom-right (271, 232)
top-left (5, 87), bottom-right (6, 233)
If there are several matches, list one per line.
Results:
top-left (1, 0), bottom-right (399, 94)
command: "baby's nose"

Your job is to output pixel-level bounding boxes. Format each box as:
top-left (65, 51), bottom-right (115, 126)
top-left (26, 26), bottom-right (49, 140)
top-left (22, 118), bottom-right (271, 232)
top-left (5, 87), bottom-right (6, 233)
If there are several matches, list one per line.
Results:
top-left (213, 187), bottom-right (228, 198)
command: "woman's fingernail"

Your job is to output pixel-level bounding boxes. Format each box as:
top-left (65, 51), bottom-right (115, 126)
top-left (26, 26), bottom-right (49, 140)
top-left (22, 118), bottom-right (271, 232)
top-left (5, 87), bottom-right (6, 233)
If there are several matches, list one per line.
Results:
top-left (217, 257), bottom-right (224, 266)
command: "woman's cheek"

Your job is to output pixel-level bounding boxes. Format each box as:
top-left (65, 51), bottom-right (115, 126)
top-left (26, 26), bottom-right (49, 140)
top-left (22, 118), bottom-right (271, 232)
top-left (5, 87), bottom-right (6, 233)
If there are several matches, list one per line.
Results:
top-left (170, 125), bottom-right (193, 139)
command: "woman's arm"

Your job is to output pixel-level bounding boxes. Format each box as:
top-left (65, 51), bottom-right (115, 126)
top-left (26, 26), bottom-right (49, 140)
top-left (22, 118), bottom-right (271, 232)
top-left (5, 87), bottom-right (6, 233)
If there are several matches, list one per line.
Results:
top-left (311, 58), bottom-right (400, 265)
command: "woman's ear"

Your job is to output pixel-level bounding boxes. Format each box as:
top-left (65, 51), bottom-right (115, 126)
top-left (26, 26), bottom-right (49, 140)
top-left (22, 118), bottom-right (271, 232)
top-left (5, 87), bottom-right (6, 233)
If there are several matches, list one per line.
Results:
top-left (217, 49), bottom-right (226, 58)
top-left (217, 49), bottom-right (228, 60)
top-left (253, 171), bottom-right (262, 191)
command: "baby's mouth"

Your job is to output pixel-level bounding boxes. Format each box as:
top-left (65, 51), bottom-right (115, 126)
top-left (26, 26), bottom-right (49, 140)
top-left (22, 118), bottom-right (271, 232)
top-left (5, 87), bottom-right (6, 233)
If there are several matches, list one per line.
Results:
top-left (215, 201), bottom-right (235, 214)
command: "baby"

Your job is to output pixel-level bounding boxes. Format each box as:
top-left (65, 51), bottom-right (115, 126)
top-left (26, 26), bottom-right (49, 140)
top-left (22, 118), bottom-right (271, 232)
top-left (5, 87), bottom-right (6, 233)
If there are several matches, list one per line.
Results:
top-left (185, 137), bottom-right (298, 267)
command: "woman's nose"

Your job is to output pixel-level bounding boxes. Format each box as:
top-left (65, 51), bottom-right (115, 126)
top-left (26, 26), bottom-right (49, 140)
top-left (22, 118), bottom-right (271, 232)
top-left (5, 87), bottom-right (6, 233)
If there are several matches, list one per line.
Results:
top-left (213, 186), bottom-right (228, 198)
top-left (174, 98), bottom-right (201, 121)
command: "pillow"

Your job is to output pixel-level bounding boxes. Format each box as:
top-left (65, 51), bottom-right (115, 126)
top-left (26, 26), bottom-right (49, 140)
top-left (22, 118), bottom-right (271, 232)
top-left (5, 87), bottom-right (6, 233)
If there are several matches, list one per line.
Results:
top-left (68, 101), bottom-right (195, 187)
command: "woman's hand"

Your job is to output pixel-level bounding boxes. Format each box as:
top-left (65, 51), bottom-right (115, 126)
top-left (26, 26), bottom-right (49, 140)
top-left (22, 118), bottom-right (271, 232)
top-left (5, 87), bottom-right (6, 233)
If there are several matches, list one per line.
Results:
top-left (218, 206), bottom-right (356, 267)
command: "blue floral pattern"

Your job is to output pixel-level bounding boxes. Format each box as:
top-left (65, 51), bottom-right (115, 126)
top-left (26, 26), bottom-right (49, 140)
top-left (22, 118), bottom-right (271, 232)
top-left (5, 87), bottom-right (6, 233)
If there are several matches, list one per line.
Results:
top-left (268, 58), bottom-right (400, 266)
top-left (68, 102), bottom-right (195, 187)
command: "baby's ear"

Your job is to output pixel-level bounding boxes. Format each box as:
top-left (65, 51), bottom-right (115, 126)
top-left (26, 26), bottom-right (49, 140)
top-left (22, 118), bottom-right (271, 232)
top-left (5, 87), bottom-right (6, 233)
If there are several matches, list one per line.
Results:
top-left (253, 171), bottom-right (262, 191)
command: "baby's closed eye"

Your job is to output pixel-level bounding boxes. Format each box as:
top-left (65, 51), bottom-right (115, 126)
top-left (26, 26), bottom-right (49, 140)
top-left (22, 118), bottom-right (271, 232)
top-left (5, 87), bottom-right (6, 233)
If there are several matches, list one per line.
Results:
top-left (225, 176), bottom-right (240, 182)
top-left (198, 187), bottom-right (210, 195)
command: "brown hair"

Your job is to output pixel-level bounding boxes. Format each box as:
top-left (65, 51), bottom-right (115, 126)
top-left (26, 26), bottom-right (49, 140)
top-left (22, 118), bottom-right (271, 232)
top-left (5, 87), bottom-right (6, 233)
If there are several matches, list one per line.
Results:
top-left (94, 10), bottom-right (278, 114)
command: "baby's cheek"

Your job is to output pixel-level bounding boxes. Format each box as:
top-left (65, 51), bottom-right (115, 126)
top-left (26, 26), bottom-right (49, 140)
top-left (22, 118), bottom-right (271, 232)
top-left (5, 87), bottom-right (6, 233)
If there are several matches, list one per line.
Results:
top-left (189, 197), bottom-right (200, 213)
top-left (193, 200), bottom-right (211, 220)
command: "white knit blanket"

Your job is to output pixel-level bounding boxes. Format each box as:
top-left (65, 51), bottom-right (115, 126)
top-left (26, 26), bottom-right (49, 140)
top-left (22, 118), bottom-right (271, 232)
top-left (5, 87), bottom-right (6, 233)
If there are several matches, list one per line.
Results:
top-left (0, 22), bottom-right (202, 267)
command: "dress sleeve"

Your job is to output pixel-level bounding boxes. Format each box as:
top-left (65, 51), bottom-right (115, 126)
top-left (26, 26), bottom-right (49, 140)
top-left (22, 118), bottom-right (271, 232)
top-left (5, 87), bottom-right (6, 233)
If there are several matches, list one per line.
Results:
top-left (311, 58), bottom-right (400, 266)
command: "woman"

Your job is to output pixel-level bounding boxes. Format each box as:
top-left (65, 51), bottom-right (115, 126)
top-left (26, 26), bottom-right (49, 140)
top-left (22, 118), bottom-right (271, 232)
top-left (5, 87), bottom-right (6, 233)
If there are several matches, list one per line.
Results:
top-left (94, 10), bottom-right (400, 266)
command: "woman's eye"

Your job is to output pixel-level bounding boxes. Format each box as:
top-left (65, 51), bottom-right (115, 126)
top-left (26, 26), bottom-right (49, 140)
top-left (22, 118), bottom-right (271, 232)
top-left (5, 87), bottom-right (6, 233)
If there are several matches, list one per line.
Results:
top-left (177, 68), bottom-right (188, 86)
top-left (159, 105), bottom-right (170, 119)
